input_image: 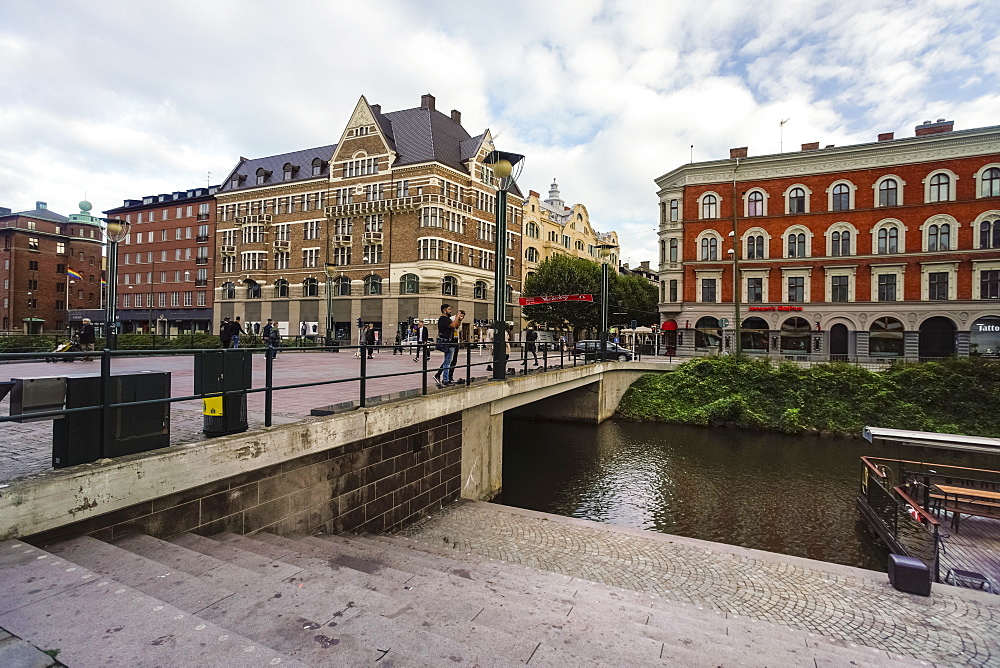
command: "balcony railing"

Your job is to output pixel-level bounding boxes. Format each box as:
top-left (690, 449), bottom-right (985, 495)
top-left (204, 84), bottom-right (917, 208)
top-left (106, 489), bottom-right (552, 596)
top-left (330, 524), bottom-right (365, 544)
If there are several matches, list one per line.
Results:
top-left (196, 235), bottom-right (210, 243)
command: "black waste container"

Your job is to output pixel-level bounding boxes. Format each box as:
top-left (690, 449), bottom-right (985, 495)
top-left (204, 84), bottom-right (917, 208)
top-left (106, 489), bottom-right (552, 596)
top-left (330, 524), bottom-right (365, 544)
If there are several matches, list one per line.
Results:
top-left (195, 349), bottom-right (252, 436)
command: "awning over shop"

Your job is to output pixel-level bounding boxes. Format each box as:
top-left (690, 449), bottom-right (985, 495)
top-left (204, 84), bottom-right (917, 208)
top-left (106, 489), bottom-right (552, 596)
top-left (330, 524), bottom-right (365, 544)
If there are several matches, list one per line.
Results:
top-left (660, 320), bottom-right (678, 331)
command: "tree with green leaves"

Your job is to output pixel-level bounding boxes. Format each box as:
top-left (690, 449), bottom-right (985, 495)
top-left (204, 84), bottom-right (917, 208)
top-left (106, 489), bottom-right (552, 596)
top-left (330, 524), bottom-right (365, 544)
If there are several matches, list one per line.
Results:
top-left (521, 255), bottom-right (659, 332)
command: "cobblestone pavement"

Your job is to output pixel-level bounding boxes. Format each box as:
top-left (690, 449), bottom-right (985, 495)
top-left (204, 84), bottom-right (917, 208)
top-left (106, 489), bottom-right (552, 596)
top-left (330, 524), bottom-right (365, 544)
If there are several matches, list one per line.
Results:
top-left (402, 501), bottom-right (1000, 667)
top-left (0, 347), bottom-right (640, 483)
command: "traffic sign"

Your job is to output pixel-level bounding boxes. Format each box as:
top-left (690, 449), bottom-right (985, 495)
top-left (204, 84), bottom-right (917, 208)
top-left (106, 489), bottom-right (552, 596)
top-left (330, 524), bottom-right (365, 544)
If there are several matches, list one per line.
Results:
top-left (718, 318), bottom-right (730, 327)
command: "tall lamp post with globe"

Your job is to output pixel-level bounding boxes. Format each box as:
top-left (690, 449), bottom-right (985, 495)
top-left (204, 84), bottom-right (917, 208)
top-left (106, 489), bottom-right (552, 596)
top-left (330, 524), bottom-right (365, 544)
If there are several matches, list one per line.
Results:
top-left (101, 218), bottom-right (130, 350)
top-left (595, 243), bottom-right (617, 361)
top-left (483, 149), bottom-right (525, 381)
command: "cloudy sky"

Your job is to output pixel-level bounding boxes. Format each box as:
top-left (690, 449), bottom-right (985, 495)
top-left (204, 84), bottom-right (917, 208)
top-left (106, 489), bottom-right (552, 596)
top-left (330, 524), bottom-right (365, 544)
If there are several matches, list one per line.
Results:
top-left (2, 0), bottom-right (997, 265)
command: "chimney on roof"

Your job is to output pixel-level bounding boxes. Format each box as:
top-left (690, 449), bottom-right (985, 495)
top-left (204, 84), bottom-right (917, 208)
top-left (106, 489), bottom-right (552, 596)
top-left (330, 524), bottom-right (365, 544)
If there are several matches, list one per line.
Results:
top-left (878, 132), bottom-right (894, 142)
top-left (825, 144), bottom-right (835, 148)
top-left (801, 142), bottom-right (819, 151)
top-left (371, 104), bottom-right (381, 115)
top-left (529, 190), bottom-right (541, 198)
top-left (36, 201), bottom-right (47, 210)
top-left (450, 109), bottom-right (462, 125)
top-left (729, 147), bottom-right (748, 159)
top-left (915, 119), bottom-right (954, 136)
top-left (420, 94), bottom-right (436, 111)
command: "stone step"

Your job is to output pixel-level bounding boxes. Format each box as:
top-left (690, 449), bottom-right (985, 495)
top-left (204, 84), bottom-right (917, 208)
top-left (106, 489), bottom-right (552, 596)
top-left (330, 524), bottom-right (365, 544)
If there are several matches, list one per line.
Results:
top-left (168, 531), bottom-right (305, 580)
top-left (380, 532), bottom-right (924, 667)
top-left (0, 539), bottom-right (305, 667)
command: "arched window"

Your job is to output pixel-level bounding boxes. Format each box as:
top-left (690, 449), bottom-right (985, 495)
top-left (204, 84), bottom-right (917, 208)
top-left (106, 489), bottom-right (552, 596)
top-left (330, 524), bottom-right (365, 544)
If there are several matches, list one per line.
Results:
top-left (701, 194), bottom-right (718, 219)
top-left (780, 317), bottom-right (811, 353)
top-left (282, 163), bottom-right (295, 181)
top-left (980, 219), bottom-right (1000, 249)
top-left (878, 226), bottom-right (899, 254)
top-left (256, 167), bottom-right (269, 185)
top-left (312, 158), bottom-right (324, 176)
top-left (928, 223), bottom-right (950, 251)
top-left (526, 222), bottom-right (540, 238)
top-left (831, 183), bottom-right (850, 211)
top-left (787, 233), bottom-right (806, 258)
top-left (274, 279), bottom-right (289, 298)
top-left (929, 173), bottom-right (950, 202)
top-left (831, 230), bottom-right (850, 257)
top-left (442, 275), bottom-right (458, 296)
top-left (474, 281), bottom-right (487, 300)
top-left (879, 179), bottom-right (898, 207)
top-left (746, 235), bottom-right (764, 259)
top-left (747, 191), bottom-right (764, 216)
top-left (335, 277), bottom-right (351, 296)
top-left (365, 274), bottom-right (382, 295)
top-left (694, 316), bottom-right (721, 350)
top-left (788, 187), bottom-right (806, 214)
top-left (400, 273), bottom-right (419, 295)
top-left (303, 277), bottom-right (319, 297)
top-left (222, 282), bottom-right (235, 299)
top-left (870, 317), bottom-right (904, 357)
top-left (575, 240), bottom-right (585, 250)
top-left (700, 237), bottom-right (718, 260)
top-left (982, 167), bottom-right (1000, 197)
top-left (245, 280), bottom-right (261, 299)
top-left (740, 317), bottom-right (769, 352)
top-left (525, 247), bottom-right (539, 262)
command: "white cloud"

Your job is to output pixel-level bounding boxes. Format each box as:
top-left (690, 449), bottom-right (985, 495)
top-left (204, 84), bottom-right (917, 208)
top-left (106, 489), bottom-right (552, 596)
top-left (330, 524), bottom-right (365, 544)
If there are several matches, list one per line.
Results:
top-left (0, 0), bottom-right (997, 268)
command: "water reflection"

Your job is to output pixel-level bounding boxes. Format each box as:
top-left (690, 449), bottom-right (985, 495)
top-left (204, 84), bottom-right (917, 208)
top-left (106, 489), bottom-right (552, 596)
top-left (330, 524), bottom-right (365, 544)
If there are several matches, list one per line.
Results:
top-left (500, 419), bottom-right (890, 570)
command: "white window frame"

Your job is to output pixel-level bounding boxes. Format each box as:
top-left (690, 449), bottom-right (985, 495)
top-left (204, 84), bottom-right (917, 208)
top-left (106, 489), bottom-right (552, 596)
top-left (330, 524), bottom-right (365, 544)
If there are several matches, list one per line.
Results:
top-left (780, 267), bottom-right (812, 303)
top-left (743, 188), bottom-right (769, 217)
top-left (972, 210), bottom-right (1000, 249)
top-left (694, 269), bottom-right (723, 303)
top-left (302, 247), bottom-right (320, 268)
top-left (823, 265), bottom-right (857, 303)
top-left (826, 179), bottom-right (857, 212)
top-left (873, 174), bottom-right (906, 207)
top-left (783, 184), bottom-right (812, 214)
top-left (870, 218), bottom-right (906, 254)
top-left (741, 227), bottom-right (771, 260)
top-left (782, 225), bottom-right (813, 258)
top-left (920, 214), bottom-right (958, 252)
top-left (975, 163), bottom-right (1000, 199)
top-left (923, 168), bottom-right (958, 203)
top-left (920, 261), bottom-right (958, 300)
top-left (870, 263), bottom-right (906, 302)
top-left (824, 222), bottom-right (859, 257)
top-left (972, 259), bottom-right (1000, 299)
top-left (695, 230), bottom-right (722, 260)
top-left (741, 268), bottom-right (769, 303)
top-left (697, 191), bottom-right (722, 220)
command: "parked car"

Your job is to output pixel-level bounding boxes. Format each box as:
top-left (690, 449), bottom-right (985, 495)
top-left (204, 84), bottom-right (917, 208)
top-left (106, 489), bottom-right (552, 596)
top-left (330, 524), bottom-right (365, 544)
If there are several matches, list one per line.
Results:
top-left (571, 340), bottom-right (634, 361)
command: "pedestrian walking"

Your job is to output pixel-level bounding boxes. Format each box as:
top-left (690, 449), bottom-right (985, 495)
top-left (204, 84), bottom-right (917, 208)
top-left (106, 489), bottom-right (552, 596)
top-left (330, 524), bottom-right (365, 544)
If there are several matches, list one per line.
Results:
top-left (485, 326), bottom-right (495, 371)
top-left (434, 304), bottom-right (463, 386)
top-left (267, 323), bottom-right (281, 358)
top-left (219, 317), bottom-right (232, 348)
top-left (230, 316), bottom-right (245, 348)
top-left (78, 318), bottom-right (96, 361)
top-left (525, 326), bottom-right (539, 366)
top-left (393, 332), bottom-right (402, 355)
top-left (262, 319), bottom-right (277, 358)
top-left (364, 323), bottom-right (376, 359)
top-left (413, 322), bottom-right (430, 362)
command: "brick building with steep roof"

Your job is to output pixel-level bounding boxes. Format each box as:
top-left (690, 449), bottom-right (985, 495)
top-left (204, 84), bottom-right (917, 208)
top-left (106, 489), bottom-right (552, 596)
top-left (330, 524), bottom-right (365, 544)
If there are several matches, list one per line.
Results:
top-left (213, 93), bottom-right (523, 344)
top-left (655, 120), bottom-right (1000, 360)
top-left (0, 201), bottom-right (104, 334)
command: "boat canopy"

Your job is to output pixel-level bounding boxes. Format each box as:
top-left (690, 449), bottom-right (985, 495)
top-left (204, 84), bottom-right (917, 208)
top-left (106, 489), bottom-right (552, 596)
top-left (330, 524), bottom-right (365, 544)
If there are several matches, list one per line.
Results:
top-left (863, 426), bottom-right (1000, 455)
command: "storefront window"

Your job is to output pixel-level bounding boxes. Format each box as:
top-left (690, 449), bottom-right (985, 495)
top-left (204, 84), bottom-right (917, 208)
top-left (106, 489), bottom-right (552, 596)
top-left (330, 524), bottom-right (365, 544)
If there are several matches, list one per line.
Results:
top-left (694, 316), bottom-right (721, 350)
top-left (970, 316), bottom-right (1000, 357)
top-left (780, 317), bottom-right (810, 353)
top-left (870, 317), bottom-right (904, 356)
top-left (740, 316), bottom-right (769, 352)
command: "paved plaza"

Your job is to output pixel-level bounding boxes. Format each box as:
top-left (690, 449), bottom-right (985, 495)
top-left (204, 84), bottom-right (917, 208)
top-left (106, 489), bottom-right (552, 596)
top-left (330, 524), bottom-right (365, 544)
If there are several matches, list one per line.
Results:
top-left (0, 346), bottom-right (644, 483)
top-left (402, 501), bottom-right (1000, 667)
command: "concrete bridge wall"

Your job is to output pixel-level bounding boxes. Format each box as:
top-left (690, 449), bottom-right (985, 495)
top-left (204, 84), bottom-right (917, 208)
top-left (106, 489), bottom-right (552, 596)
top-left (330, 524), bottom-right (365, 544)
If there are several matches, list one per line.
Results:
top-left (0, 362), bottom-right (669, 543)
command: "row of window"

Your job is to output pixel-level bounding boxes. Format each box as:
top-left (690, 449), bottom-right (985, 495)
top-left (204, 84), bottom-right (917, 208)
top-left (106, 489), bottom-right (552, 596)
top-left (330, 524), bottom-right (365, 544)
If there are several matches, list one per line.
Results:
top-left (121, 268), bottom-right (208, 284)
top-left (666, 167), bottom-right (1000, 222)
top-left (125, 225), bottom-right (209, 244)
top-left (121, 291), bottom-right (207, 308)
top-left (125, 204), bottom-right (211, 224)
top-left (681, 270), bottom-right (1000, 304)
top-left (220, 276), bottom-right (511, 301)
top-left (683, 218), bottom-right (1000, 262)
top-left (124, 247), bottom-right (209, 264)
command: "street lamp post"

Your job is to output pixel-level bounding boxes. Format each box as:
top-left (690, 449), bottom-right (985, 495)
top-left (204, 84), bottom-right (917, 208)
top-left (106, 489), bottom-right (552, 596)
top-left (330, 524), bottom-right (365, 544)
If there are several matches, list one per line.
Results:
top-left (101, 218), bottom-right (130, 350)
top-left (596, 243), bottom-right (616, 360)
top-left (730, 160), bottom-right (742, 356)
top-left (484, 149), bottom-right (525, 381)
top-left (324, 262), bottom-right (337, 346)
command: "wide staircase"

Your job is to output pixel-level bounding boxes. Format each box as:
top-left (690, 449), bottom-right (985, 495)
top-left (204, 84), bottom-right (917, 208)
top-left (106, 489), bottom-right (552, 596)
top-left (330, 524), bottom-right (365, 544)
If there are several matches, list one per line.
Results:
top-left (0, 504), bottom-right (935, 667)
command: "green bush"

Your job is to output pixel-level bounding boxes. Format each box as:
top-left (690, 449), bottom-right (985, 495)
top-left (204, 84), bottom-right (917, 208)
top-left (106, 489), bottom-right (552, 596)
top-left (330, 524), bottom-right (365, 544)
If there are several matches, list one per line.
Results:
top-left (0, 335), bottom-right (58, 352)
top-left (617, 356), bottom-right (1000, 438)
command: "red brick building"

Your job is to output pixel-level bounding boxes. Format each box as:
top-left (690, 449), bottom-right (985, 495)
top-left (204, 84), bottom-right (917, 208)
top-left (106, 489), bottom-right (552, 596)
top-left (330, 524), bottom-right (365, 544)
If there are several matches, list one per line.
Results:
top-left (104, 186), bottom-right (219, 334)
top-left (0, 201), bottom-right (104, 334)
top-left (655, 120), bottom-right (1000, 360)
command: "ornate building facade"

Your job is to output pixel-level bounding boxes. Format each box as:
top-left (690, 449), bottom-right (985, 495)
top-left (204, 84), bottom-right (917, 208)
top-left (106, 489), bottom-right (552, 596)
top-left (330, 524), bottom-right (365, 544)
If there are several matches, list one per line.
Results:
top-left (213, 94), bottom-right (523, 343)
top-left (655, 120), bottom-right (1000, 360)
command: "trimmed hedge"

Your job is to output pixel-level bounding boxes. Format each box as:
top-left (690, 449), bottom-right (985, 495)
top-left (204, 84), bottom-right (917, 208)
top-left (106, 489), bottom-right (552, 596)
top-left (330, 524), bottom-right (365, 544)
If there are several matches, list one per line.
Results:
top-left (617, 356), bottom-right (1000, 438)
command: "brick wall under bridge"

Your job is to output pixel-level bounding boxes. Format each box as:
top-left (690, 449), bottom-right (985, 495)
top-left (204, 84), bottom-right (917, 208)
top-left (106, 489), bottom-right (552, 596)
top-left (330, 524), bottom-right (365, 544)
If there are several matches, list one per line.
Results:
top-left (0, 362), bottom-right (667, 544)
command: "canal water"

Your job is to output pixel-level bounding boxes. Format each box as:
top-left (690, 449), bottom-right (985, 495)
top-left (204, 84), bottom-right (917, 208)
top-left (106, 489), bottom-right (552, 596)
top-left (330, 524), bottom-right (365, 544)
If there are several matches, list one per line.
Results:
top-left (500, 418), bottom-right (893, 570)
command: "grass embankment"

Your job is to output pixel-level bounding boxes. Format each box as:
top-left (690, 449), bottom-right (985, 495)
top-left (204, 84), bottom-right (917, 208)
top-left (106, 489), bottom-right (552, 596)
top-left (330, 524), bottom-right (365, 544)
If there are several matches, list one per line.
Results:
top-left (617, 356), bottom-right (1000, 438)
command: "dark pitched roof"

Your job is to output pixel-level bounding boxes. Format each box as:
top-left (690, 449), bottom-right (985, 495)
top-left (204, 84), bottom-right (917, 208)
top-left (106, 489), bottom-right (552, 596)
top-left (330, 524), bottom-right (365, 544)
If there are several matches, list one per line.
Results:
top-left (15, 207), bottom-right (69, 223)
top-left (460, 133), bottom-right (485, 162)
top-left (218, 144), bottom-right (338, 193)
top-left (383, 107), bottom-right (474, 171)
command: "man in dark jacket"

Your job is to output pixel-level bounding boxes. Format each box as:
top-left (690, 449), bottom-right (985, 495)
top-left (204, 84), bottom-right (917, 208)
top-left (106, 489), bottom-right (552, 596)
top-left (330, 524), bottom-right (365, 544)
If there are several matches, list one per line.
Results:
top-left (525, 326), bottom-right (539, 366)
top-left (78, 318), bottom-right (96, 361)
top-left (364, 323), bottom-right (376, 359)
top-left (219, 318), bottom-right (231, 348)
top-left (231, 316), bottom-right (246, 348)
top-left (413, 322), bottom-right (430, 362)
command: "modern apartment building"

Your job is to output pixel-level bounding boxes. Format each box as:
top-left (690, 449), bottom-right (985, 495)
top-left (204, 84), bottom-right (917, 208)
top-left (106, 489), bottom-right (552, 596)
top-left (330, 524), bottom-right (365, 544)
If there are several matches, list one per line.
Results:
top-left (213, 94), bottom-right (523, 344)
top-left (0, 201), bottom-right (104, 334)
top-left (104, 186), bottom-right (219, 334)
top-left (655, 120), bottom-right (1000, 360)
